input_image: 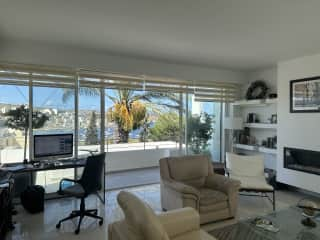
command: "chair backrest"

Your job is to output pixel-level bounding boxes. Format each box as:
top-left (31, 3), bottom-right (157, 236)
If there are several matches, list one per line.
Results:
top-left (160, 155), bottom-right (213, 188)
top-left (226, 152), bottom-right (264, 177)
top-left (117, 191), bottom-right (170, 240)
top-left (79, 152), bottom-right (105, 194)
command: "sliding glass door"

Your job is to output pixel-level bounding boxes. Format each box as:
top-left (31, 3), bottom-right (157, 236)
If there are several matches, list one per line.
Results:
top-left (186, 94), bottom-right (222, 162)
top-left (0, 84), bottom-right (29, 164)
top-left (32, 86), bottom-right (75, 193)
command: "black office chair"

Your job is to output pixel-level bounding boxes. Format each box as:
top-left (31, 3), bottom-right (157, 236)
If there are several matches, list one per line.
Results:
top-left (56, 152), bottom-right (105, 234)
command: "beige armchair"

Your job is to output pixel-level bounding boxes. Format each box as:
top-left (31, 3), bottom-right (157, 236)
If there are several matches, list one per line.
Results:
top-left (108, 191), bottom-right (216, 240)
top-left (160, 155), bottom-right (240, 224)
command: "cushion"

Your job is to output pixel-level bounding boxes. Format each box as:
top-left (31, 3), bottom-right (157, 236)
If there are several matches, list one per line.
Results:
top-left (199, 188), bottom-right (228, 206)
top-left (167, 155), bottom-right (211, 182)
top-left (226, 153), bottom-right (265, 177)
top-left (230, 175), bottom-right (274, 191)
top-left (117, 191), bottom-right (170, 240)
top-left (61, 183), bottom-right (85, 197)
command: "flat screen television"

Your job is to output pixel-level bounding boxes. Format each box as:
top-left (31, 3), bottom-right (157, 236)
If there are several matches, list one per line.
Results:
top-left (34, 133), bottom-right (73, 160)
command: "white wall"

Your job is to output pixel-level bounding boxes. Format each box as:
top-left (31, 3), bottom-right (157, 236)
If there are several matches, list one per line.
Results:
top-left (277, 54), bottom-right (320, 193)
top-left (0, 40), bottom-right (247, 84)
top-left (106, 148), bottom-right (180, 172)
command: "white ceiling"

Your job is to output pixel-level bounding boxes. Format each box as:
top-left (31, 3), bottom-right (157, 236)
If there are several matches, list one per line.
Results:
top-left (1, 0), bottom-right (320, 71)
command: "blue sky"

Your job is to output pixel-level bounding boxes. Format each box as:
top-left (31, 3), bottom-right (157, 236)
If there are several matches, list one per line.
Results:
top-left (0, 85), bottom-right (111, 111)
top-left (0, 85), bottom-right (216, 113)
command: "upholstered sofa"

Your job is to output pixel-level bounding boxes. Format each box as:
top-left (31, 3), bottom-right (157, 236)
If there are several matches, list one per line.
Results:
top-left (160, 155), bottom-right (240, 224)
top-left (108, 191), bottom-right (216, 240)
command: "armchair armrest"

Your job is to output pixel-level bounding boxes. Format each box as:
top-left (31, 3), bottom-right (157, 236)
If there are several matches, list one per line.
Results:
top-left (158, 207), bottom-right (200, 238)
top-left (58, 178), bottom-right (79, 193)
top-left (162, 180), bottom-right (200, 198)
top-left (205, 174), bottom-right (240, 216)
top-left (205, 174), bottom-right (240, 196)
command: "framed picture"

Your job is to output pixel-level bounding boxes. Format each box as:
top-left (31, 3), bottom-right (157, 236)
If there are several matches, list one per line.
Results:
top-left (290, 77), bottom-right (320, 113)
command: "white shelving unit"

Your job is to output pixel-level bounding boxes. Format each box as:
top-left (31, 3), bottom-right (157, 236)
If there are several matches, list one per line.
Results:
top-left (258, 146), bottom-right (277, 154)
top-left (228, 98), bottom-right (278, 170)
top-left (234, 143), bottom-right (256, 151)
top-left (234, 144), bottom-right (277, 155)
top-left (232, 98), bottom-right (277, 107)
top-left (244, 123), bottom-right (277, 129)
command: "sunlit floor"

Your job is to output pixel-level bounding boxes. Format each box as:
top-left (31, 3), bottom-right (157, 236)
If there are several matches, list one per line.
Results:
top-left (6, 184), bottom-right (314, 240)
top-left (106, 167), bottom-right (160, 190)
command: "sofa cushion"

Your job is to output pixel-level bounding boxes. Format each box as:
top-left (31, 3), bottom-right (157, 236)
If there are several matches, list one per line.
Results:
top-left (199, 188), bottom-right (228, 206)
top-left (167, 155), bottom-right (211, 187)
top-left (117, 191), bottom-right (169, 240)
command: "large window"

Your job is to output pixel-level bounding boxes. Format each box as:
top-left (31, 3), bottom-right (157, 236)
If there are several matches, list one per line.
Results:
top-left (32, 86), bottom-right (75, 193)
top-left (0, 63), bottom-right (235, 166)
top-left (187, 95), bottom-right (222, 162)
top-left (78, 87), bottom-right (101, 155)
top-left (0, 84), bottom-right (29, 164)
top-left (104, 89), bottom-right (183, 152)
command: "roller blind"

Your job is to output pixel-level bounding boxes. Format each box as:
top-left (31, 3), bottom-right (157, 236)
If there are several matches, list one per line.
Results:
top-left (0, 62), bottom-right (239, 102)
top-left (0, 62), bottom-right (76, 88)
top-left (78, 70), bottom-right (239, 102)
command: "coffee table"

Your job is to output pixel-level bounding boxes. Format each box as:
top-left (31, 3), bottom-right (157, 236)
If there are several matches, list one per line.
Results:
top-left (210, 207), bottom-right (320, 240)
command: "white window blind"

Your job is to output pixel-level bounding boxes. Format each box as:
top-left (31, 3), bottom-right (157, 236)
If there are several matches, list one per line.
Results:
top-left (0, 63), bottom-right (239, 102)
top-left (78, 70), bottom-right (239, 102)
top-left (0, 63), bottom-right (76, 88)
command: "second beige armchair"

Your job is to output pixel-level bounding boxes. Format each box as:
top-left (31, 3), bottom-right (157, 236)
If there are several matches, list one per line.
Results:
top-left (160, 155), bottom-right (240, 224)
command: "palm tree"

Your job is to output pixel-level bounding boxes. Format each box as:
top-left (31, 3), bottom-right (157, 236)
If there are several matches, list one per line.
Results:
top-left (62, 88), bottom-right (181, 143)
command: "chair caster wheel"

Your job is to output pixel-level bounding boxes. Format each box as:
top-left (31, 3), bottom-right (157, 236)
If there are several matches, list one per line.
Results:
top-left (56, 223), bottom-right (61, 229)
top-left (99, 220), bottom-right (103, 226)
top-left (75, 229), bottom-right (80, 234)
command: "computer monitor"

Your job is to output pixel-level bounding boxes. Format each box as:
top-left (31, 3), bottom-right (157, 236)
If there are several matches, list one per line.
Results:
top-left (33, 133), bottom-right (73, 160)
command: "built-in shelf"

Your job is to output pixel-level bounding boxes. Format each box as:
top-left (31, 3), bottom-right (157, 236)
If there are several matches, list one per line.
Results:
top-left (234, 143), bottom-right (277, 155)
top-left (234, 143), bottom-right (256, 151)
top-left (232, 98), bottom-right (277, 107)
top-left (244, 123), bottom-right (277, 129)
top-left (258, 147), bottom-right (277, 154)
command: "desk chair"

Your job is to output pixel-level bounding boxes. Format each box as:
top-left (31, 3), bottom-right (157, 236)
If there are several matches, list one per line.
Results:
top-left (56, 153), bottom-right (105, 234)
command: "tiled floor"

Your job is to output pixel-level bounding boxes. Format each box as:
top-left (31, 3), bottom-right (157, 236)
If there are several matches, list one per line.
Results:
top-left (6, 184), bottom-right (314, 240)
top-left (106, 167), bottom-right (160, 190)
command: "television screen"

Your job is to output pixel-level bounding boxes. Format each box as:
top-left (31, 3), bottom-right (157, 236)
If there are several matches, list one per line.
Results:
top-left (34, 133), bottom-right (73, 159)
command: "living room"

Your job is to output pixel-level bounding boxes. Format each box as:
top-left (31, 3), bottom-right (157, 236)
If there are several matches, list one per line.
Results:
top-left (0, 1), bottom-right (320, 240)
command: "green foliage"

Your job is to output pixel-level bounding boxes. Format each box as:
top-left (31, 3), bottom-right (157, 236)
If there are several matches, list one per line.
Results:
top-left (85, 111), bottom-right (99, 145)
top-left (149, 111), bottom-right (180, 142)
top-left (4, 105), bottom-right (49, 130)
top-left (3, 105), bottom-right (49, 160)
top-left (62, 87), bottom-right (182, 143)
top-left (106, 89), bottom-right (181, 143)
top-left (187, 112), bottom-right (214, 154)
